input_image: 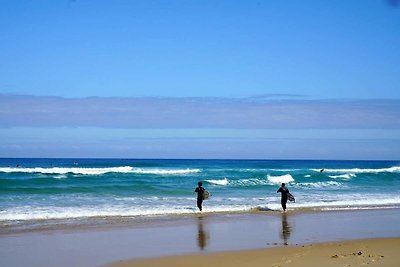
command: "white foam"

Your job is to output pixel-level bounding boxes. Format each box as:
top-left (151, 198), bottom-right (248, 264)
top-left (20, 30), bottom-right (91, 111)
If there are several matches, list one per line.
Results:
top-left (286, 196), bottom-right (400, 210)
top-left (0, 167), bottom-right (201, 175)
top-left (295, 181), bottom-right (343, 188)
top-left (130, 168), bottom-right (201, 175)
top-left (267, 174), bottom-right (294, 184)
top-left (304, 175), bottom-right (311, 178)
top-left (1, 195), bottom-right (400, 222)
top-left (230, 178), bottom-right (270, 186)
top-left (328, 173), bottom-right (356, 179)
top-left (53, 174), bottom-right (67, 179)
top-left (312, 166), bottom-right (400, 174)
top-left (0, 203), bottom-right (251, 222)
top-left (206, 178), bottom-right (229, 186)
top-left (269, 169), bottom-right (303, 172)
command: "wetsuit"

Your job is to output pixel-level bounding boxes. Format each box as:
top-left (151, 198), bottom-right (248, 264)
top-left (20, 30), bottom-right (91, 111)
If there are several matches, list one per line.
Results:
top-left (195, 186), bottom-right (205, 211)
top-left (277, 186), bottom-right (289, 211)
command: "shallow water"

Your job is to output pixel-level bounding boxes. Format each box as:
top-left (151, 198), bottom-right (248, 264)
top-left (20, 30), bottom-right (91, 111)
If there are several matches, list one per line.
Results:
top-left (1, 158), bottom-right (399, 229)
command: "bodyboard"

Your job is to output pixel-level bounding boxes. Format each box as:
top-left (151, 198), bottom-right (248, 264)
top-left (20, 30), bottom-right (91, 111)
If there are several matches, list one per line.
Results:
top-left (203, 190), bottom-right (210, 200)
top-left (288, 193), bottom-right (295, 202)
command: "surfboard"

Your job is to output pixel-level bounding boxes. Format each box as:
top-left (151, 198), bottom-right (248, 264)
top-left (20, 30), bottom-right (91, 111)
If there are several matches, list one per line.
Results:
top-left (288, 193), bottom-right (295, 202)
top-left (203, 190), bottom-right (210, 200)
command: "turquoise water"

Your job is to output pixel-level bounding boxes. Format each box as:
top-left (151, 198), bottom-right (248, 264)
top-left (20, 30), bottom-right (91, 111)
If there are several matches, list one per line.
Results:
top-left (1, 158), bottom-right (400, 227)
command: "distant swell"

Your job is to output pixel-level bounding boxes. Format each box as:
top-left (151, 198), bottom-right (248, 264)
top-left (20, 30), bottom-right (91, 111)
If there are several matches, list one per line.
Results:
top-left (312, 166), bottom-right (400, 174)
top-left (0, 167), bottom-right (201, 175)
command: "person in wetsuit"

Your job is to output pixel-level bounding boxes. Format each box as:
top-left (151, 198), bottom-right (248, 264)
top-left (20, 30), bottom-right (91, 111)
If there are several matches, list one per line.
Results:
top-left (194, 182), bottom-right (205, 211)
top-left (277, 183), bottom-right (290, 212)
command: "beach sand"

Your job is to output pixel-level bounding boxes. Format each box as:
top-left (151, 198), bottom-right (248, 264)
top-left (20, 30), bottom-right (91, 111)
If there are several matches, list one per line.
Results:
top-left (1, 209), bottom-right (400, 267)
top-left (108, 238), bottom-right (400, 267)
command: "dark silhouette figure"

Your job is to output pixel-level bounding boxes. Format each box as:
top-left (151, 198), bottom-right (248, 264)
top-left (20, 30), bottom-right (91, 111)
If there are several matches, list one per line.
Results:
top-left (194, 182), bottom-right (205, 211)
top-left (280, 213), bottom-right (291, 245)
top-left (277, 183), bottom-right (290, 212)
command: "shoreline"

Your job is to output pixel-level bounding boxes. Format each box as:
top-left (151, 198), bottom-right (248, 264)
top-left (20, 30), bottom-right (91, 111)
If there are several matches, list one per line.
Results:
top-left (1, 208), bottom-right (400, 266)
top-left (2, 205), bottom-right (399, 235)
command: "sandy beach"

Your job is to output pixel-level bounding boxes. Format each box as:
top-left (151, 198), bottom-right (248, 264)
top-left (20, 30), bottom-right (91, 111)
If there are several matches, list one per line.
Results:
top-left (1, 208), bottom-right (400, 267)
top-left (2, 0), bottom-right (400, 265)
top-left (108, 238), bottom-right (400, 267)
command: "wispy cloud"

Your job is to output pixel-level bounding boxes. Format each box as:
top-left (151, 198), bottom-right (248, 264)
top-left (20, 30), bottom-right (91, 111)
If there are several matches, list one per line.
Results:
top-left (1, 94), bottom-right (399, 129)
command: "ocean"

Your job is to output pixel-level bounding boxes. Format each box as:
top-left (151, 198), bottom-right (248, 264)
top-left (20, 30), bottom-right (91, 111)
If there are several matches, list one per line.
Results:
top-left (1, 158), bottom-right (399, 230)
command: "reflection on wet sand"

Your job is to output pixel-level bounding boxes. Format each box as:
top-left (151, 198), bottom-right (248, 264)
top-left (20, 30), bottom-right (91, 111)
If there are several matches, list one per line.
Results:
top-left (280, 213), bottom-right (291, 245)
top-left (197, 216), bottom-right (209, 250)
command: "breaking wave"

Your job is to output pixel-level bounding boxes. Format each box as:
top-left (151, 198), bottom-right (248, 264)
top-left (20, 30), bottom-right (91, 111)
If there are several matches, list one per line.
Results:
top-left (312, 166), bottom-right (400, 174)
top-left (0, 167), bottom-right (201, 175)
top-left (295, 181), bottom-right (343, 188)
top-left (328, 173), bottom-right (356, 179)
top-left (267, 174), bottom-right (294, 184)
top-left (206, 178), bottom-right (229, 186)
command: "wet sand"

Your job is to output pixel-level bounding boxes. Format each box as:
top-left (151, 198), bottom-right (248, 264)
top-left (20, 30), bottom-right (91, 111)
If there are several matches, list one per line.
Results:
top-left (1, 209), bottom-right (399, 267)
top-left (109, 238), bottom-right (400, 267)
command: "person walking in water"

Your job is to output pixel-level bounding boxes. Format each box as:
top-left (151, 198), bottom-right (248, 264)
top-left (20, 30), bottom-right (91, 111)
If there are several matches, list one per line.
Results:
top-left (277, 183), bottom-right (290, 212)
top-left (194, 182), bottom-right (205, 211)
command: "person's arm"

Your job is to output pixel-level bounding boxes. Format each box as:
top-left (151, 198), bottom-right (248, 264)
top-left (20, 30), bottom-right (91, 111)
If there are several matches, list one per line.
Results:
top-left (277, 188), bottom-right (281, 193)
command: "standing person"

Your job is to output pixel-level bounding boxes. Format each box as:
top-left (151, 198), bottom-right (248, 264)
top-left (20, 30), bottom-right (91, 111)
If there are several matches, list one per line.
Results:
top-left (194, 182), bottom-right (205, 211)
top-left (277, 183), bottom-right (290, 212)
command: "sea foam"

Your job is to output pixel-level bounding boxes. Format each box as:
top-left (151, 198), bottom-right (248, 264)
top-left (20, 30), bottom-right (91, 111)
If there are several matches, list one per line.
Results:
top-left (267, 174), bottom-right (294, 184)
top-left (206, 178), bottom-right (229, 186)
top-left (295, 181), bottom-right (342, 188)
top-left (233, 178), bottom-right (269, 186)
top-left (328, 173), bottom-right (356, 179)
top-left (0, 167), bottom-right (201, 175)
top-left (2, 195), bottom-right (399, 222)
top-left (312, 166), bottom-right (400, 174)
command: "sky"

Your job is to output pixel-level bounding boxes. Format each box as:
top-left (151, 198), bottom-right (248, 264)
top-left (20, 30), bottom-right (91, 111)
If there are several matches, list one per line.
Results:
top-left (0, 0), bottom-right (400, 159)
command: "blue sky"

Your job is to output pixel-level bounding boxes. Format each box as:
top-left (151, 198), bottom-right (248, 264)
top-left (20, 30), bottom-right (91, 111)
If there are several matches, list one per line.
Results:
top-left (0, 0), bottom-right (399, 159)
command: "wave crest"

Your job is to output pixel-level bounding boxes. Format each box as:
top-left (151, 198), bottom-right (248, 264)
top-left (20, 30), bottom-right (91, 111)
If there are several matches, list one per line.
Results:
top-left (328, 173), bottom-right (356, 179)
top-left (296, 181), bottom-right (342, 188)
top-left (206, 178), bottom-right (229, 186)
top-left (312, 166), bottom-right (400, 174)
top-left (267, 174), bottom-right (294, 184)
top-left (0, 167), bottom-right (201, 175)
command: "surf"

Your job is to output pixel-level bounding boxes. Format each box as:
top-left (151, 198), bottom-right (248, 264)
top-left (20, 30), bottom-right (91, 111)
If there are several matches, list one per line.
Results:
top-left (205, 178), bottom-right (229, 186)
top-left (311, 166), bottom-right (400, 174)
top-left (1, 158), bottom-right (399, 230)
top-left (328, 173), bottom-right (356, 179)
top-left (0, 166), bottom-right (201, 176)
top-left (267, 174), bottom-right (294, 184)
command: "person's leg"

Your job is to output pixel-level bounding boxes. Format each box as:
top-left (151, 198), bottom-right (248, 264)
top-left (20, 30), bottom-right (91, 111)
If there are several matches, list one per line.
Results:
top-left (197, 199), bottom-right (203, 211)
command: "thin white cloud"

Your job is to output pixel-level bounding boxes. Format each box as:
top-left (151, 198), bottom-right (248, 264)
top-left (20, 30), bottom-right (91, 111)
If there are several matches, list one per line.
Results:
top-left (0, 94), bottom-right (399, 129)
top-left (1, 127), bottom-right (399, 159)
